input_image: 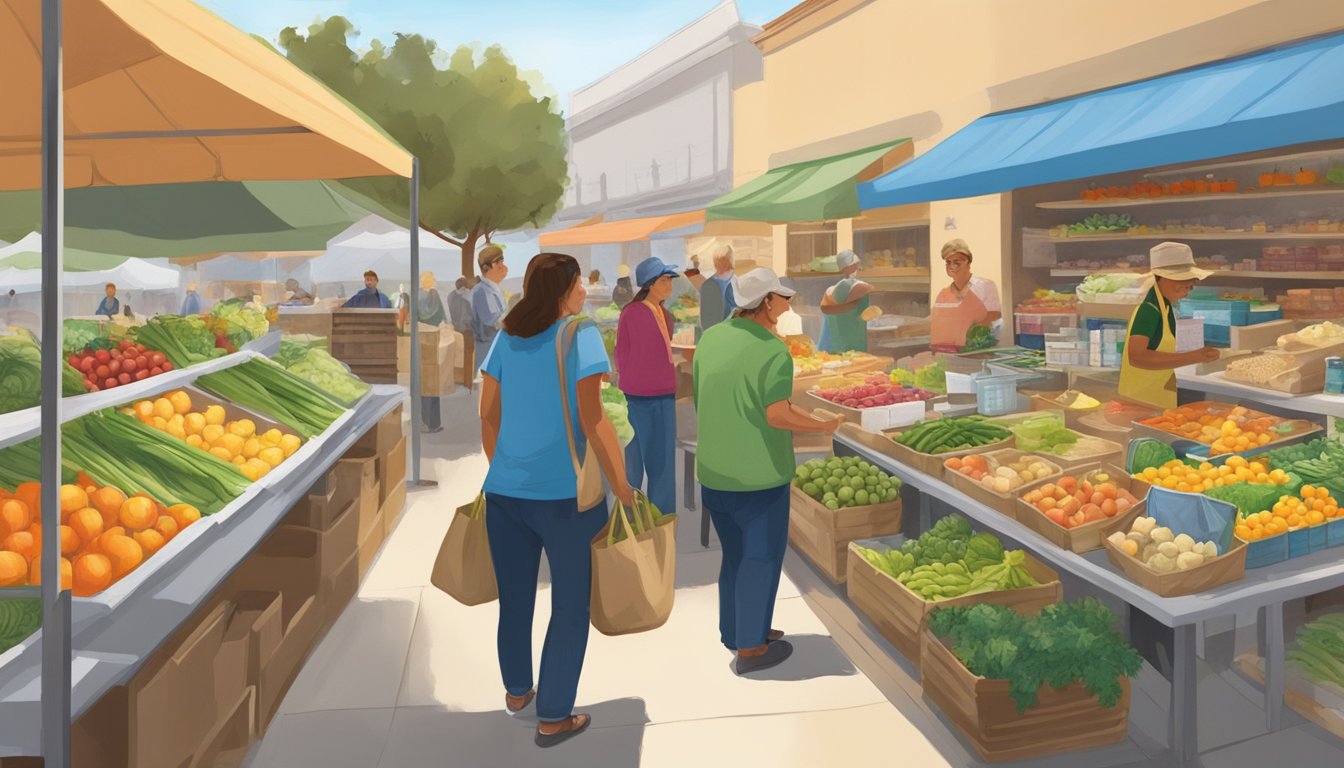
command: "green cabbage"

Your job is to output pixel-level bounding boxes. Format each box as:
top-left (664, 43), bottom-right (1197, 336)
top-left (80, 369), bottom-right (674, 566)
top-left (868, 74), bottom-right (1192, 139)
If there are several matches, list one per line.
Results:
top-left (0, 333), bottom-right (86, 414)
top-left (1076, 273), bottom-right (1143, 299)
top-left (282, 348), bottom-right (371, 407)
top-left (62, 319), bottom-right (102, 356)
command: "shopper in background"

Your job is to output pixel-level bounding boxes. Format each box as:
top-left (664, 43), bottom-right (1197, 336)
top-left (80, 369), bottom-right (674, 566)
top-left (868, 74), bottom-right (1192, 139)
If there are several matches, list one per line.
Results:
top-left (819, 250), bottom-right (875, 354)
top-left (1119, 242), bottom-right (1220, 409)
top-left (683, 253), bottom-right (707, 290)
top-left (95, 283), bottom-right (119, 318)
top-left (479, 251), bottom-right (634, 748)
top-left (615, 256), bottom-right (680, 517)
top-left (418, 272), bottom-right (448, 434)
top-left (180, 282), bottom-right (202, 316)
top-left (697, 243), bottom-right (737, 334)
top-left (342, 270), bottom-right (392, 309)
top-left (694, 267), bottom-right (844, 675)
top-left (588, 269), bottom-right (604, 289)
top-left (447, 276), bottom-right (474, 388)
top-left (930, 239), bottom-right (1001, 349)
top-left (284, 278), bottom-right (314, 305)
top-left (472, 245), bottom-right (510, 370)
top-left (611, 263), bottom-right (635, 308)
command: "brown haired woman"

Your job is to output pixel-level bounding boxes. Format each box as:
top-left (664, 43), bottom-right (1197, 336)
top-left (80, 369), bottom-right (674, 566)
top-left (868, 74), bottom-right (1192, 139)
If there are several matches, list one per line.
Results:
top-left (478, 252), bottom-right (635, 748)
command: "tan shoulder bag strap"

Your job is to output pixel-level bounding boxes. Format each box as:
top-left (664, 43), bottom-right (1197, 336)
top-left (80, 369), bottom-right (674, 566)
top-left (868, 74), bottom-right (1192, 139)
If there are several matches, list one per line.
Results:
top-left (556, 318), bottom-right (584, 476)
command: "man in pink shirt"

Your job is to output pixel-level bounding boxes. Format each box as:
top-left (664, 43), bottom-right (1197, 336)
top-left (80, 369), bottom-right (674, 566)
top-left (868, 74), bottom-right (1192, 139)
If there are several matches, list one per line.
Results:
top-left (614, 256), bottom-right (681, 515)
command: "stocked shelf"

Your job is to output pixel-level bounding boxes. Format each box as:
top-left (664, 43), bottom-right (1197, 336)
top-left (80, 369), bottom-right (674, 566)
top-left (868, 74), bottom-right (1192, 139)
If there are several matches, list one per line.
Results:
top-left (1046, 268), bottom-right (1344, 281)
top-left (0, 385), bottom-right (404, 756)
top-left (1037, 188), bottom-right (1344, 210)
top-left (1176, 366), bottom-right (1344, 419)
top-left (1050, 232), bottom-right (1344, 243)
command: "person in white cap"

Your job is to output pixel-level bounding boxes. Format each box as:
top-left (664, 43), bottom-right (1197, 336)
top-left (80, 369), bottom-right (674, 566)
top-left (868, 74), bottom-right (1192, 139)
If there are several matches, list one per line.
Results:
top-left (1118, 242), bottom-right (1220, 408)
top-left (693, 267), bottom-right (844, 676)
top-left (612, 263), bottom-right (635, 308)
top-left (819, 250), bottom-right (878, 353)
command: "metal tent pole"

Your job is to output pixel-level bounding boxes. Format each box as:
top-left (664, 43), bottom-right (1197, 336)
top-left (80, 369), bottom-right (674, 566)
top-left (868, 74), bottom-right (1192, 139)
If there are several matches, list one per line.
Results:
top-left (39, 0), bottom-right (72, 765)
top-left (408, 158), bottom-right (430, 487)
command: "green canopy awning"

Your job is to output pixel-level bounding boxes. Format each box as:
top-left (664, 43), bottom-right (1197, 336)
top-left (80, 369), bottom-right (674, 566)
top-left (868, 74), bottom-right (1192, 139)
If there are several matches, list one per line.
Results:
top-left (707, 139), bottom-right (909, 222)
top-left (0, 239), bottom-right (129, 271)
top-left (0, 180), bottom-right (388, 259)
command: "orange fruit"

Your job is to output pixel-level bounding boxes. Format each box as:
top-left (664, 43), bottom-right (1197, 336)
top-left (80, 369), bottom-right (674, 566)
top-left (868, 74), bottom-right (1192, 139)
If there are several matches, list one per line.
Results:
top-left (133, 530), bottom-right (166, 557)
top-left (119, 497), bottom-right (158, 532)
top-left (167, 504), bottom-right (201, 530)
top-left (153, 516), bottom-right (179, 542)
top-left (0, 499), bottom-right (31, 537)
top-left (59, 484), bottom-right (89, 516)
top-left (89, 486), bottom-right (128, 527)
top-left (101, 535), bottom-right (143, 580)
top-left (97, 527), bottom-right (126, 552)
top-left (168, 390), bottom-right (192, 415)
top-left (72, 554), bottom-right (112, 597)
top-left (0, 551), bottom-right (27, 586)
top-left (28, 555), bottom-right (73, 590)
top-left (3, 531), bottom-right (37, 562)
top-left (68, 508), bottom-right (104, 546)
top-left (58, 525), bottom-right (80, 556)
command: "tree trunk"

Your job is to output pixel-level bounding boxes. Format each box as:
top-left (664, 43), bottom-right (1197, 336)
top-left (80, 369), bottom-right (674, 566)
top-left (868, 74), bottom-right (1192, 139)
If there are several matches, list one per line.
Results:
top-left (460, 231), bottom-right (481, 279)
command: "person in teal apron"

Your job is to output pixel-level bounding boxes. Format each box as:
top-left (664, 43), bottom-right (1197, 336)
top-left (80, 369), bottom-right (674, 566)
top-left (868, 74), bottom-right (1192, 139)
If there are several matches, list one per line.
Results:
top-left (819, 251), bottom-right (874, 353)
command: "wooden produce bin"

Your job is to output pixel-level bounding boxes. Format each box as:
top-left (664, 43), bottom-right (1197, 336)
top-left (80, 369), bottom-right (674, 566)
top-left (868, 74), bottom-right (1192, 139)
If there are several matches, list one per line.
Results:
top-left (879, 429), bottom-right (1014, 478)
top-left (790, 354), bottom-right (894, 401)
top-left (788, 485), bottom-right (902, 583)
top-left (847, 538), bottom-right (1062, 669)
top-left (920, 628), bottom-right (1131, 763)
top-left (943, 450), bottom-right (1064, 518)
top-left (1014, 463), bottom-right (1146, 552)
top-left (330, 309), bottom-right (398, 384)
top-left (1104, 535), bottom-right (1247, 597)
top-left (273, 307), bottom-right (333, 340)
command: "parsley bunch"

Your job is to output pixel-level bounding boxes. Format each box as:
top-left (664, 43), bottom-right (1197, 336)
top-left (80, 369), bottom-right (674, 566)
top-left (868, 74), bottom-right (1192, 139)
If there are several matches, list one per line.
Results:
top-left (929, 598), bottom-right (1142, 713)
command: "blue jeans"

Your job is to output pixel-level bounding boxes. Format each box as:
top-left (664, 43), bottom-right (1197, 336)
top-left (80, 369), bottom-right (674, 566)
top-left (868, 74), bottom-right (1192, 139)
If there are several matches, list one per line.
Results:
top-left (485, 493), bottom-right (609, 722)
top-left (624, 394), bottom-right (676, 515)
top-left (702, 484), bottom-right (790, 651)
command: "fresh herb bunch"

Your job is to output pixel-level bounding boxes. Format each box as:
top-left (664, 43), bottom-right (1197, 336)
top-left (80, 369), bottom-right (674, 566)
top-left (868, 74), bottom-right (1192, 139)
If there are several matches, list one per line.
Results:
top-left (929, 598), bottom-right (1142, 713)
top-left (900, 513), bottom-right (974, 568)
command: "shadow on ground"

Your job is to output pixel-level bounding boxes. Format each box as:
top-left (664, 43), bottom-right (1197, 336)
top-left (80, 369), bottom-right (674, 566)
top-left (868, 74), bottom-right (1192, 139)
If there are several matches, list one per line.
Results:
top-left (727, 634), bottom-right (858, 682)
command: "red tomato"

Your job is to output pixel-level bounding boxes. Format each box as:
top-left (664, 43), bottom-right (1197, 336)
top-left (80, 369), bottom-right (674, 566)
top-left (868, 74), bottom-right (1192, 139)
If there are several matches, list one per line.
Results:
top-left (95, 364), bottom-right (110, 379)
top-left (119, 339), bottom-right (133, 351)
top-left (122, 358), bottom-right (137, 373)
top-left (117, 373), bottom-right (131, 385)
top-left (94, 349), bottom-right (111, 363)
top-left (150, 367), bottom-right (163, 376)
top-left (150, 353), bottom-right (165, 368)
top-left (134, 370), bottom-right (149, 381)
top-left (109, 348), bottom-right (121, 359)
top-left (161, 362), bottom-right (174, 372)
top-left (79, 358), bottom-right (95, 373)
top-left (67, 355), bottom-right (79, 367)
top-left (87, 383), bottom-right (99, 392)
top-left (137, 356), bottom-right (150, 369)
top-left (104, 377), bottom-right (117, 389)
top-left (108, 360), bottom-right (122, 375)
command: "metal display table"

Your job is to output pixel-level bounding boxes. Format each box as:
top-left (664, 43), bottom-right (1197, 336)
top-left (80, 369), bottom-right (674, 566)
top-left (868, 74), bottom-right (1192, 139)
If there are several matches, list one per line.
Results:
top-left (0, 386), bottom-right (403, 757)
top-left (1176, 365), bottom-right (1344, 420)
top-left (833, 429), bottom-right (1344, 768)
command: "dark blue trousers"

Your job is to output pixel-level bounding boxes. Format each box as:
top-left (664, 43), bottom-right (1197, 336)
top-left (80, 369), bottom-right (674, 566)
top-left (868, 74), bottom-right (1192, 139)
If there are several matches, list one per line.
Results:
top-left (702, 484), bottom-right (790, 651)
top-left (624, 394), bottom-right (677, 516)
top-left (485, 493), bottom-right (609, 722)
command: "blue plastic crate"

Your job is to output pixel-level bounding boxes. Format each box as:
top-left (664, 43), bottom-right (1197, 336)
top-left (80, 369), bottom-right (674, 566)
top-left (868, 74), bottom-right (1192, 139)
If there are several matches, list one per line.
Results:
top-left (1085, 317), bottom-right (1128, 332)
top-left (1242, 533), bottom-right (1288, 568)
top-left (1017, 333), bottom-right (1045, 350)
top-left (1287, 527), bottom-right (1314, 559)
top-left (1178, 298), bottom-right (1252, 327)
top-left (1250, 307), bottom-right (1284, 323)
top-left (1204, 324), bottom-right (1232, 347)
top-left (1328, 517), bottom-right (1344, 548)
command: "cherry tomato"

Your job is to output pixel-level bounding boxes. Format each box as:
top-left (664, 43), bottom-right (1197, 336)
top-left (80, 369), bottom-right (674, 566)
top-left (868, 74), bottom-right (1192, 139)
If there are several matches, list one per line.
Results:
top-left (104, 378), bottom-right (118, 389)
top-left (95, 364), bottom-right (110, 379)
top-left (80, 358), bottom-right (95, 373)
top-left (137, 355), bottom-right (150, 369)
top-left (150, 352), bottom-right (165, 368)
top-left (161, 362), bottom-right (174, 372)
top-left (108, 360), bottom-right (122, 375)
top-left (122, 358), bottom-right (137, 373)
top-left (109, 348), bottom-right (121, 359)
top-left (67, 355), bottom-right (79, 367)
top-left (119, 339), bottom-right (133, 351)
top-left (134, 369), bottom-right (149, 381)
top-left (150, 367), bottom-right (163, 376)
top-left (94, 349), bottom-right (111, 364)
top-left (87, 383), bottom-right (99, 392)
top-left (117, 373), bottom-right (131, 385)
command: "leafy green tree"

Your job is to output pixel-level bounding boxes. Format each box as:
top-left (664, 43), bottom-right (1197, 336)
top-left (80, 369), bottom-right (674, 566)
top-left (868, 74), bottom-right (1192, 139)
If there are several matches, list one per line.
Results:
top-left (278, 17), bottom-right (568, 276)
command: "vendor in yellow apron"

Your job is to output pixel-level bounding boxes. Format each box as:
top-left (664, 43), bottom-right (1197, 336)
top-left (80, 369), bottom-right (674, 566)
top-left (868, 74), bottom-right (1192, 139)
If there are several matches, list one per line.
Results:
top-left (1117, 242), bottom-right (1219, 409)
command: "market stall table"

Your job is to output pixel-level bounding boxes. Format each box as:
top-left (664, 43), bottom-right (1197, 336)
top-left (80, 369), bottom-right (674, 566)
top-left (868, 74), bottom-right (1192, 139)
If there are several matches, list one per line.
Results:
top-left (832, 429), bottom-right (1344, 768)
top-left (1176, 365), bottom-right (1344, 420)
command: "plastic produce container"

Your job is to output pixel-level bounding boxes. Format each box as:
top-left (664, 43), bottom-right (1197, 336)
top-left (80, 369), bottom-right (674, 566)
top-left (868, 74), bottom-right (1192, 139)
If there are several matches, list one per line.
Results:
top-left (975, 376), bottom-right (1020, 417)
top-left (1178, 298), bottom-right (1253, 327)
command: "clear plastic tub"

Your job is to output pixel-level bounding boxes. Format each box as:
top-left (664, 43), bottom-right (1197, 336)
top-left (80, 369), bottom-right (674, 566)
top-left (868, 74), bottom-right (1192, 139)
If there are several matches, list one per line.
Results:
top-left (976, 376), bottom-right (1019, 416)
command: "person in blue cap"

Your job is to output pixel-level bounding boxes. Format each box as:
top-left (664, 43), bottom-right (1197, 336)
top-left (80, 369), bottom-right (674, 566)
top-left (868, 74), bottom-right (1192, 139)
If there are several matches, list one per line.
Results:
top-left (614, 256), bottom-right (681, 516)
top-left (819, 250), bottom-right (875, 353)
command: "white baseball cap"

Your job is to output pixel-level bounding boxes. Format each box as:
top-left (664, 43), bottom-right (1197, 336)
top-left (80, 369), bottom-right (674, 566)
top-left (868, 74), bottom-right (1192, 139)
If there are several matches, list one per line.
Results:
top-left (1148, 242), bottom-right (1212, 281)
top-left (734, 267), bottom-right (796, 310)
top-left (836, 249), bottom-right (860, 272)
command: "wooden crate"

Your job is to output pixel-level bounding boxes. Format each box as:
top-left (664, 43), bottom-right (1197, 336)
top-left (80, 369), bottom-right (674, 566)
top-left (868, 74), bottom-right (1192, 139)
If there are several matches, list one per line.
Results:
top-left (920, 628), bottom-right (1131, 763)
top-left (943, 450), bottom-right (1064, 519)
top-left (880, 429), bottom-right (1015, 478)
top-left (788, 485), bottom-right (902, 584)
top-left (346, 363), bottom-right (398, 385)
top-left (1014, 463), bottom-right (1145, 553)
top-left (847, 539), bottom-right (1062, 669)
top-left (1104, 534), bottom-right (1247, 597)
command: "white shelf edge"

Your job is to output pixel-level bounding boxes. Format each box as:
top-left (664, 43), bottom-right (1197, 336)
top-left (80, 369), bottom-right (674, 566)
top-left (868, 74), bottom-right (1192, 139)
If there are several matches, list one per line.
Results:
top-left (1050, 232), bottom-right (1344, 243)
top-left (1037, 188), bottom-right (1344, 210)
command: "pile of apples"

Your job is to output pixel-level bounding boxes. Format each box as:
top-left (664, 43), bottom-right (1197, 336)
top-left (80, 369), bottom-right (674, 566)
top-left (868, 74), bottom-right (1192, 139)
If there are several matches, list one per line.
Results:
top-left (69, 340), bottom-right (173, 393)
top-left (813, 374), bottom-right (936, 410)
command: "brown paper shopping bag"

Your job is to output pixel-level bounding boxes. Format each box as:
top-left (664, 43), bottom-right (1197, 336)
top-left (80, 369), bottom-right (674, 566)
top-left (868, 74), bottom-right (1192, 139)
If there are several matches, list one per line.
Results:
top-left (590, 493), bottom-right (677, 635)
top-left (430, 494), bottom-right (499, 606)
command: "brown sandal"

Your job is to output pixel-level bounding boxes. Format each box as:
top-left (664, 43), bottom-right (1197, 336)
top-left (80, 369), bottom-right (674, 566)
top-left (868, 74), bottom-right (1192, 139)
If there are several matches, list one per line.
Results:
top-left (505, 689), bottom-right (535, 713)
top-left (535, 714), bottom-right (591, 748)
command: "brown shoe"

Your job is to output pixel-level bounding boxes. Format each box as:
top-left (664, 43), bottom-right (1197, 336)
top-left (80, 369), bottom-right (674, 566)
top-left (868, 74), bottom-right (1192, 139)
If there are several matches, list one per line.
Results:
top-left (536, 714), bottom-right (591, 748)
top-left (505, 689), bottom-right (535, 713)
top-left (767, 629), bottom-right (784, 642)
top-left (735, 640), bottom-right (793, 675)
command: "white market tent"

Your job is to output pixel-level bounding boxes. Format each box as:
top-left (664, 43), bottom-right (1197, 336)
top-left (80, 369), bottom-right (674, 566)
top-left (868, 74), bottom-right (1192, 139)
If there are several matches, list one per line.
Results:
top-left (309, 215), bottom-right (459, 285)
top-left (0, 234), bottom-right (180, 293)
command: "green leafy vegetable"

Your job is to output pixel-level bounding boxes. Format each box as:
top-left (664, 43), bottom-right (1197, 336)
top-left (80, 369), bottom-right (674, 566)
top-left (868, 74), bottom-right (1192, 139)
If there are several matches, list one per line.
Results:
top-left (913, 359), bottom-right (948, 394)
top-left (1289, 613), bottom-right (1344, 691)
top-left (0, 600), bottom-right (41, 655)
top-left (62, 319), bottom-right (102, 357)
top-left (278, 348), bottom-right (371, 408)
top-left (0, 332), bottom-right (87, 414)
top-left (131, 315), bottom-right (225, 369)
top-left (195, 358), bottom-right (346, 438)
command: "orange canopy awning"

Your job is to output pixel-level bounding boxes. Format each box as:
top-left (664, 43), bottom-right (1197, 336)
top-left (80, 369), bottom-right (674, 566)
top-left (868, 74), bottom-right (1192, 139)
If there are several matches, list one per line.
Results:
top-left (0, 0), bottom-right (413, 190)
top-left (539, 210), bottom-right (705, 247)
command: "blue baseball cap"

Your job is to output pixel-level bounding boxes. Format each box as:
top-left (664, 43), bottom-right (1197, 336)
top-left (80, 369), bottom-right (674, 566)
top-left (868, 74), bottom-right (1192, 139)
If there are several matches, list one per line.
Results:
top-left (635, 256), bottom-right (680, 288)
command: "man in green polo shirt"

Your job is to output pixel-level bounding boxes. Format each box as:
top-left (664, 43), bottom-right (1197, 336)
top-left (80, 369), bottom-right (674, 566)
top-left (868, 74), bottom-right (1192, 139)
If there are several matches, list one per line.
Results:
top-left (694, 267), bottom-right (843, 676)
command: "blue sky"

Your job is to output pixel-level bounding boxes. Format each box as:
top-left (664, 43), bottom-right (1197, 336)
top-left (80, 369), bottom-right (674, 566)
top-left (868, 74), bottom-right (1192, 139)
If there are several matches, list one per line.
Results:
top-left (204, 0), bottom-right (798, 111)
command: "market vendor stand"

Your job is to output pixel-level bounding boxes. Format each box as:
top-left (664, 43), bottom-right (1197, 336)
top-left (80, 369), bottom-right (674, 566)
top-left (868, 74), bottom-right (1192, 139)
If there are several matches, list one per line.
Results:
top-left (830, 426), bottom-right (1344, 767)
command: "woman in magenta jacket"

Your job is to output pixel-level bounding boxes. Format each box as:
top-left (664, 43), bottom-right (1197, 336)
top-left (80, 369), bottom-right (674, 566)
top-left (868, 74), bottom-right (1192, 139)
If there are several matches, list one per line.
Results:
top-left (615, 256), bottom-right (681, 515)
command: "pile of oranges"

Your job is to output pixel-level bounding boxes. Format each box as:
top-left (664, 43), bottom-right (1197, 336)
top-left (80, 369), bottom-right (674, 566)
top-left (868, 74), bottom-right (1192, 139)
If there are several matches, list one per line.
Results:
top-left (1235, 485), bottom-right (1340, 542)
top-left (1140, 405), bottom-right (1280, 456)
top-left (1134, 456), bottom-right (1291, 494)
top-left (127, 390), bottom-right (302, 482)
top-left (0, 479), bottom-right (200, 597)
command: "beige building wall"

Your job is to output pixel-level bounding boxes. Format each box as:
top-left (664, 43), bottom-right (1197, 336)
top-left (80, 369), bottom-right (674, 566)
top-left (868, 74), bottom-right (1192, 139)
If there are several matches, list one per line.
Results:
top-left (738, 0), bottom-right (1344, 309)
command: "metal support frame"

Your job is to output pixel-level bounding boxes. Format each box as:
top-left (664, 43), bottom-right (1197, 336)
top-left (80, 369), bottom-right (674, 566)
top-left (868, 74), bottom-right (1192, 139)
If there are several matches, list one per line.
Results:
top-left (408, 158), bottom-right (422, 486)
top-left (39, 0), bottom-right (72, 765)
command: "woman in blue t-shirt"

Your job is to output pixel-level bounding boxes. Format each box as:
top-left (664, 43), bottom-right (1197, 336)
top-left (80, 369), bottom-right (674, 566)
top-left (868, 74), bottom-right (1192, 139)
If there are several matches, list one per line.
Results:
top-left (479, 252), bottom-right (635, 748)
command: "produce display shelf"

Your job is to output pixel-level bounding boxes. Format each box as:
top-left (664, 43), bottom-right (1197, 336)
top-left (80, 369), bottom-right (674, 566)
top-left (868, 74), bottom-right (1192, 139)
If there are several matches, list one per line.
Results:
top-left (1050, 232), bottom-right (1344, 243)
top-left (1175, 365), bottom-right (1344, 420)
top-left (1050, 268), bottom-right (1344, 281)
top-left (0, 348), bottom-right (259, 452)
top-left (1036, 188), bottom-right (1344, 210)
top-left (831, 429), bottom-right (1344, 767)
top-left (0, 385), bottom-right (404, 757)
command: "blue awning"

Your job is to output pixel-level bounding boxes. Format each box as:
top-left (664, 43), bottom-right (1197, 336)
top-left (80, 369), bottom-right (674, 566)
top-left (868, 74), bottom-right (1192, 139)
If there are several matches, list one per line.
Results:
top-left (857, 33), bottom-right (1344, 208)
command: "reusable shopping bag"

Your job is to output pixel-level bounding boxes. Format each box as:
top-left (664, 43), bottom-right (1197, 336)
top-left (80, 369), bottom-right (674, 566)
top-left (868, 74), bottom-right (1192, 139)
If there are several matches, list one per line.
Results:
top-left (430, 493), bottom-right (499, 606)
top-left (590, 492), bottom-right (677, 635)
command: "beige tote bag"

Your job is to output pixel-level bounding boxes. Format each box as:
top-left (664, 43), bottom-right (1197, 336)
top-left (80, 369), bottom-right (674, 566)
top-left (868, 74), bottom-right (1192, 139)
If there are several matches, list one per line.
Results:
top-left (430, 494), bottom-right (499, 606)
top-left (556, 318), bottom-right (606, 512)
top-left (590, 493), bottom-right (678, 636)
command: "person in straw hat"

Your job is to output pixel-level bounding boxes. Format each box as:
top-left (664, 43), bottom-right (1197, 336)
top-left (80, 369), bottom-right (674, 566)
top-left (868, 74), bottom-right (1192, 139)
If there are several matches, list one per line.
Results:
top-left (1118, 242), bottom-right (1221, 408)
